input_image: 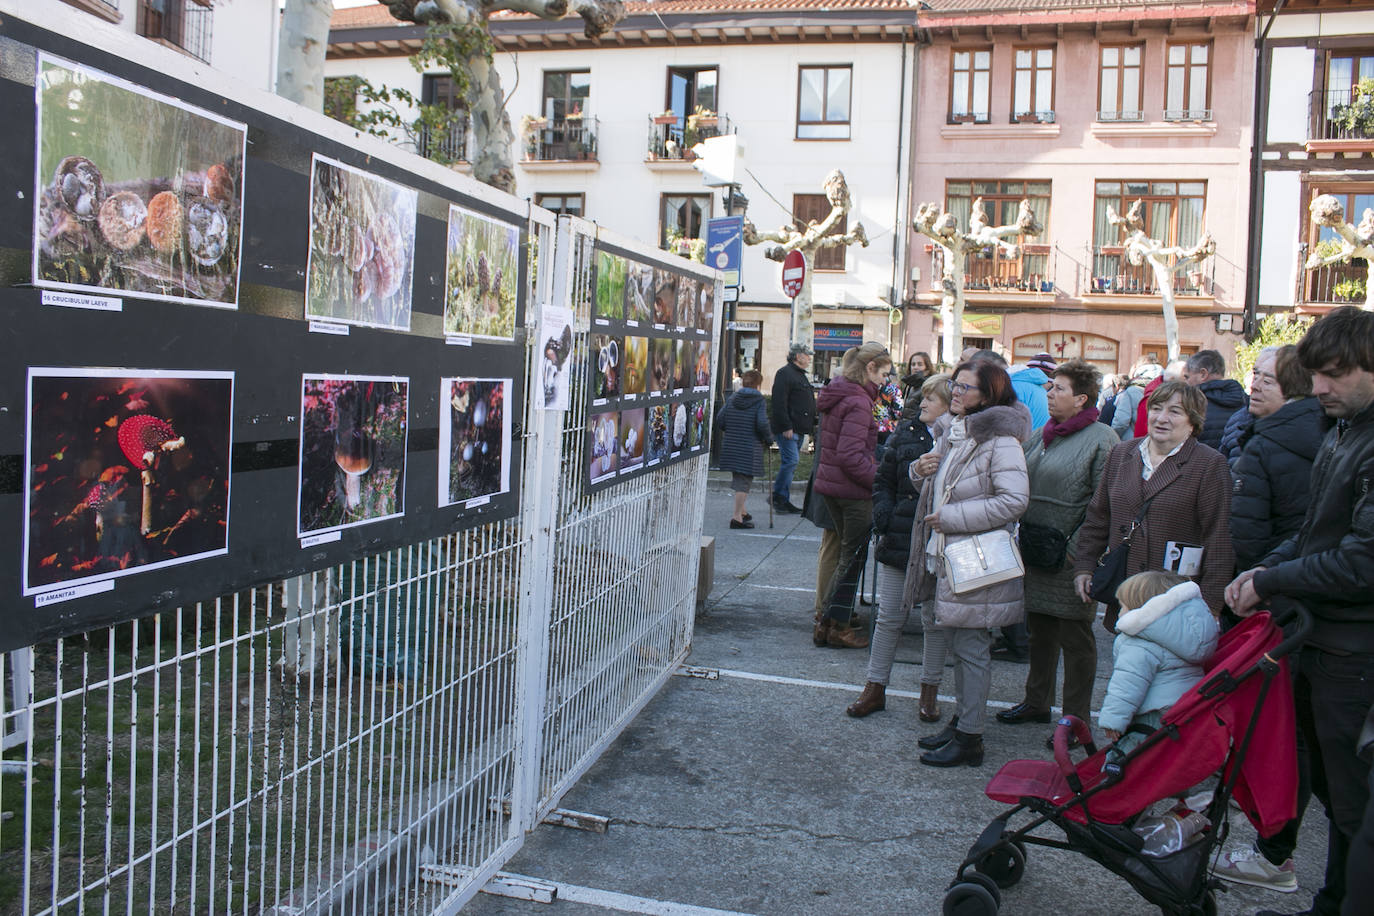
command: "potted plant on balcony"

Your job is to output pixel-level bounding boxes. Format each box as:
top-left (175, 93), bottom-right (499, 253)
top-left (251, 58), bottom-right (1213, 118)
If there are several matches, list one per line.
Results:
top-left (653, 109), bottom-right (677, 126)
top-left (1015, 111), bottom-right (1040, 123)
top-left (1330, 78), bottom-right (1374, 137)
top-left (1334, 276), bottom-right (1367, 302)
top-left (688, 105), bottom-right (718, 130)
top-left (520, 114), bottom-right (546, 158)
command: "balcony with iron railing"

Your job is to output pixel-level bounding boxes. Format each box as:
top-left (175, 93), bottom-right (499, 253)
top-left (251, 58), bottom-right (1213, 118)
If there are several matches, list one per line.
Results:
top-left (1097, 109), bottom-right (1145, 122)
top-left (1163, 108), bottom-right (1213, 122)
top-left (646, 113), bottom-right (733, 163)
top-left (1303, 256), bottom-right (1368, 307)
top-left (924, 245), bottom-right (1057, 296)
top-left (523, 116), bottom-right (599, 163)
top-left (1309, 88), bottom-right (1374, 145)
top-left (419, 120), bottom-right (470, 164)
top-left (1012, 110), bottom-right (1056, 124)
top-left (1086, 249), bottom-right (1210, 297)
top-left (137, 0), bottom-right (213, 63)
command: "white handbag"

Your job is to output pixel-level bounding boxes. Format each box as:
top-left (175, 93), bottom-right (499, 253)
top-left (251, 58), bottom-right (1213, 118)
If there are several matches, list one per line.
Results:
top-left (942, 528), bottom-right (1025, 595)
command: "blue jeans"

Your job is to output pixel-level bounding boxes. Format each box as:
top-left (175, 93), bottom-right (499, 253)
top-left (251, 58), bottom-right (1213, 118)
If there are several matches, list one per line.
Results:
top-left (773, 433), bottom-right (804, 503)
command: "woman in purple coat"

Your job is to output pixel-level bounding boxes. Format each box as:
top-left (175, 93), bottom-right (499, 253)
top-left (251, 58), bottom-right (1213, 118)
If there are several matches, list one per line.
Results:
top-left (812, 342), bottom-right (892, 650)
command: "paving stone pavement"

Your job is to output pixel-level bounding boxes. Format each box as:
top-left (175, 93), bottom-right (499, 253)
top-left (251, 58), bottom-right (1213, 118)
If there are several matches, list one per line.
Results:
top-left (462, 482), bottom-right (1327, 916)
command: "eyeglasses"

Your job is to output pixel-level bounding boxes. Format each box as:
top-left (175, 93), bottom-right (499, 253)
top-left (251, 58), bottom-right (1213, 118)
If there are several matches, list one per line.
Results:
top-left (946, 381), bottom-right (974, 395)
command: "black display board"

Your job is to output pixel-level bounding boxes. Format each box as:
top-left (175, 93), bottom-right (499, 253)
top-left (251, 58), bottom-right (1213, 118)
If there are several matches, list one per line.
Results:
top-left (0, 18), bottom-right (529, 651)
top-left (585, 242), bottom-right (714, 492)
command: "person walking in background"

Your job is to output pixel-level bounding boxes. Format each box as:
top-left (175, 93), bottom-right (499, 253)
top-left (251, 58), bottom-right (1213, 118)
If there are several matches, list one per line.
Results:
top-left (1008, 353), bottom-right (1055, 432)
top-left (1226, 306), bottom-right (1374, 916)
top-left (770, 344), bottom-right (817, 515)
top-left (1132, 359), bottom-right (1187, 439)
top-left (812, 342), bottom-right (892, 650)
top-left (907, 360), bottom-right (1030, 767)
top-left (1112, 363), bottom-right (1158, 440)
top-left (714, 368), bottom-right (774, 530)
top-left (1074, 380), bottom-right (1234, 628)
top-left (997, 359), bottom-right (1117, 749)
top-left (846, 372), bottom-right (950, 721)
top-left (1183, 349), bottom-right (1248, 451)
top-left (1213, 344), bottom-right (1325, 895)
top-left (901, 351), bottom-right (933, 402)
top-left (872, 368), bottom-right (905, 458)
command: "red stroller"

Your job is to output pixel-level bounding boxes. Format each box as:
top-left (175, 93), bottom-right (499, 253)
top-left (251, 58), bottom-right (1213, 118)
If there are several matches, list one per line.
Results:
top-left (944, 605), bottom-right (1308, 916)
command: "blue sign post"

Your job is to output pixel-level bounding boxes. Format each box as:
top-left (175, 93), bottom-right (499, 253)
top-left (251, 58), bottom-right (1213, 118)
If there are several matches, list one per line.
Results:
top-left (706, 216), bottom-right (744, 289)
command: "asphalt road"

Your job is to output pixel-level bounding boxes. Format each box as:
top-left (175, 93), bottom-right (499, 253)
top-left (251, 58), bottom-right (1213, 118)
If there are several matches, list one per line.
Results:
top-left (463, 481), bottom-right (1327, 916)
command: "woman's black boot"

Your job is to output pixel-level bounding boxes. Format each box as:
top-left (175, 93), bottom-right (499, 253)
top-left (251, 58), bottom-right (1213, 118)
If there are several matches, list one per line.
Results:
top-left (919, 729), bottom-right (984, 767)
top-left (917, 716), bottom-right (959, 750)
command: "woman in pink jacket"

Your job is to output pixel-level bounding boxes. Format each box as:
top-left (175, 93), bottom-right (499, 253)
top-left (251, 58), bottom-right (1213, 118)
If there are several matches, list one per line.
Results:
top-left (812, 342), bottom-right (891, 650)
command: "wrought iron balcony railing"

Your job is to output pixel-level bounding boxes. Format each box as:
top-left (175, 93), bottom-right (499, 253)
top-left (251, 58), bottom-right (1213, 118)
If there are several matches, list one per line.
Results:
top-left (1087, 249), bottom-right (1209, 296)
top-left (1310, 88), bottom-right (1374, 142)
top-left (646, 113), bottom-right (733, 161)
top-left (524, 116), bottom-right (599, 162)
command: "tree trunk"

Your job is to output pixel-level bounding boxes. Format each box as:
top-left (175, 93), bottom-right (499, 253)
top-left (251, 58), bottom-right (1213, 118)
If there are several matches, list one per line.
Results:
top-left (276, 0), bottom-right (335, 111)
top-left (1148, 258), bottom-right (1181, 362)
top-left (464, 50), bottom-right (517, 194)
top-left (789, 254), bottom-right (813, 351)
top-left (939, 246), bottom-right (965, 364)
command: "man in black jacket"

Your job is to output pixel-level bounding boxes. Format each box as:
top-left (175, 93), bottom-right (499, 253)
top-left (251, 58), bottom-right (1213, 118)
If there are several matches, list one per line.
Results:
top-left (1184, 349), bottom-right (1249, 451)
top-left (1228, 306), bottom-right (1374, 916)
top-left (770, 344), bottom-right (817, 513)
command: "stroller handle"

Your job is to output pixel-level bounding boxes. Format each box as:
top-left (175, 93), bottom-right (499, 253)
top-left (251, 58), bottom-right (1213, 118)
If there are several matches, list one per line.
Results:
top-left (1264, 597), bottom-right (1313, 661)
top-left (1052, 715), bottom-right (1098, 793)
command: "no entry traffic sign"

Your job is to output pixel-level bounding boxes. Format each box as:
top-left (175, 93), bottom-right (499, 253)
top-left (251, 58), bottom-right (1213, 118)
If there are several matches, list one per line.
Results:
top-left (781, 250), bottom-right (805, 298)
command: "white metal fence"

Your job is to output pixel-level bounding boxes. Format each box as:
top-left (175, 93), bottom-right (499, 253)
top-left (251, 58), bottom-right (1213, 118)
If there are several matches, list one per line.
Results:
top-left (0, 213), bottom-right (717, 914)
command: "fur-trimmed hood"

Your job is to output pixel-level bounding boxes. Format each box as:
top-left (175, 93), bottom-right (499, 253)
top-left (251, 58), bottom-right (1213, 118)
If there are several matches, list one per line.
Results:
top-left (964, 402), bottom-right (1033, 444)
top-left (1116, 581), bottom-right (1217, 665)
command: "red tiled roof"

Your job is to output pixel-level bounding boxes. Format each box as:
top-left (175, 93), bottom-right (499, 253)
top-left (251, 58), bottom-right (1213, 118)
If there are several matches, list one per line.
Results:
top-left (331, 0), bottom-right (915, 30)
top-left (920, 0), bottom-right (1247, 12)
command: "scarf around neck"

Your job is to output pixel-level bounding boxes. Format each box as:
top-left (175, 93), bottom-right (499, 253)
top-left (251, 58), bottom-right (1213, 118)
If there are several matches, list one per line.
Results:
top-left (1041, 406), bottom-right (1100, 447)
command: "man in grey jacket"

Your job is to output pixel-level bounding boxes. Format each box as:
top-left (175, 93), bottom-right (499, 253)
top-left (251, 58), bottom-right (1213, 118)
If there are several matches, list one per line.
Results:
top-left (1228, 306), bottom-right (1374, 916)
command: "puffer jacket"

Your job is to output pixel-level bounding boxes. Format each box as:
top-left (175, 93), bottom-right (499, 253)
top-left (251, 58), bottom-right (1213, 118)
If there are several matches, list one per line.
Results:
top-left (901, 403), bottom-right (1032, 628)
top-left (1197, 378), bottom-right (1249, 452)
top-left (713, 388), bottom-right (772, 477)
top-left (1098, 581), bottom-right (1219, 732)
top-left (1230, 397), bottom-right (1328, 570)
top-left (1255, 399), bottom-right (1374, 653)
top-left (872, 405), bottom-right (934, 567)
top-left (814, 376), bottom-right (878, 500)
top-left (1022, 418), bottom-right (1119, 620)
top-left (1219, 406), bottom-right (1252, 466)
top-left (1010, 367), bottom-right (1051, 434)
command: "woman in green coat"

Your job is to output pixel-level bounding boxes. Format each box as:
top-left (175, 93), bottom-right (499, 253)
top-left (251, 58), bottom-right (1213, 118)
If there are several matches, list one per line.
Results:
top-left (996, 359), bottom-right (1118, 746)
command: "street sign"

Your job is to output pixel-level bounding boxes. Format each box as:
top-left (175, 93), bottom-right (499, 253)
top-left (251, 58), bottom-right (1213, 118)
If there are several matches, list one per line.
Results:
top-left (781, 250), bottom-right (805, 298)
top-left (706, 216), bottom-right (743, 288)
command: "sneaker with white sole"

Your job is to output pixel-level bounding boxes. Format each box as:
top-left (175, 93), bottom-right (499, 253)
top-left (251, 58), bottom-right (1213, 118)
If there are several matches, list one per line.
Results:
top-left (1213, 843), bottom-right (1298, 893)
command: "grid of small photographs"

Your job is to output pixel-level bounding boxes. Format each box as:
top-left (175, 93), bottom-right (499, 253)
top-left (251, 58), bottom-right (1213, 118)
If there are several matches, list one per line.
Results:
top-left (587, 245), bottom-right (713, 488)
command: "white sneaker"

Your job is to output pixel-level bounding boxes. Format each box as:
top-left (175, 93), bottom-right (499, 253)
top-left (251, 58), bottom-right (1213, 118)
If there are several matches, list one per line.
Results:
top-left (1212, 843), bottom-right (1298, 893)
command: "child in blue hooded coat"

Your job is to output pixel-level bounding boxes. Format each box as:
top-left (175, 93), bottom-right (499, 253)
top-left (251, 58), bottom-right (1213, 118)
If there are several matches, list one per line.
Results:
top-left (1100, 571), bottom-right (1220, 756)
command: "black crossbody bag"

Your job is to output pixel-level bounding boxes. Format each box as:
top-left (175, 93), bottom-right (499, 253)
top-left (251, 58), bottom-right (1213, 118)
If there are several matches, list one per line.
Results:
top-left (1087, 494), bottom-right (1158, 608)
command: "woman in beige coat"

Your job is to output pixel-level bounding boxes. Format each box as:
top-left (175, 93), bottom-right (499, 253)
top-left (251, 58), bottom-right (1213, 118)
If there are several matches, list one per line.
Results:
top-left (907, 359), bottom-right (1031, 767)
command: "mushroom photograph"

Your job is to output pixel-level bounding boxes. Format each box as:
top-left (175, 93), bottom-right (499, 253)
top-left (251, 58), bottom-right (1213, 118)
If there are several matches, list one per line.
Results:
top-left (619, 407), bottom-right (646, 474)
top-left (676, 276), bottom-right (698, 329)
top-left (649, 337), bottom-right (674, 397)
top-left (298, 375), bottom-right (408, 535)
top-left (594, 251), bottom-right (625, 323)
top-left (306, 155), bottom-right (417, 332)
top-left (444, 203), bottom-right (520, 339)
top-left (623, 336), bottom-right (648, 398)
top-left (646, 405), bottom-right (669, 464)
top-left (671, 402), bottom-right (688, 453)
top-left (590, 332), bottom-right (620, 402)
top-left (24, 368), bottom-right (233, 595)
top-left (652, 268), bottom-right (678, 326)
top-left (694, 340), bottom-right (712, 389)
top-left (34, 56), bottom-right (246, 306)
top-left (440, 378), bottom-right (511, 507)
top-left (624, 261), bottom-right (654, 325)
top-left (689, 400), bottom-right (709, 451)
top-left (696, 280), bottom-right (716, 334)
top-left (673, 340), bottom-right (690, 393)
top-left (588, 412), bottom-right (619, 483)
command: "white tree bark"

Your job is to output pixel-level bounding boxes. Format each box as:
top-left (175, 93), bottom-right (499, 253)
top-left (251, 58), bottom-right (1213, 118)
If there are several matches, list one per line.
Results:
top-left (276, 0), bottom-right (335, 110)
top-left (742, 170), bottom-right (868, 350)
top-left (911, 197), bottom-right (1040, 364)
top-left (1109, 199), bottom-right (1217, 362)
top-left (388, 0), bottom-right (625, 194)
top-left (1305, 194), bottom-right (1374, 310)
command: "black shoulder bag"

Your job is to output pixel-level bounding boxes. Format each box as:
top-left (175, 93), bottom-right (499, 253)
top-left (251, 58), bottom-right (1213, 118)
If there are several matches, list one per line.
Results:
top-left (1087, 494), bottom-right (1157, 609)
top-left (1018, 522), bottom-right (1070, 570)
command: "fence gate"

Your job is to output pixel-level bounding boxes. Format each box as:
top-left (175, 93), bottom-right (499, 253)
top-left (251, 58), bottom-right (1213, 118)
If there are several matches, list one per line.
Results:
top-left (0, 8), bottom-right (721, 908)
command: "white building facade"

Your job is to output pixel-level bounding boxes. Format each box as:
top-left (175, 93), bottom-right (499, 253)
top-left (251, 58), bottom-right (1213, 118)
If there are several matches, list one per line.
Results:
top-left (327, 0), bottom-right (919, 382)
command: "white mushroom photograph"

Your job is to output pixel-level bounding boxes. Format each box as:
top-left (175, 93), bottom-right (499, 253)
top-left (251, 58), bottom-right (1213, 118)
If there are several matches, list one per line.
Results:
top-left (306, 155), bottom-right (417, 332)
top-left (23, 368), bottom-right (233, 595)
top-left (298, 375), bottom-right (408, 535)
top-left (439, 377), bottom-right (511, 507)
top-left (33, 55), bottom-right (246, 306)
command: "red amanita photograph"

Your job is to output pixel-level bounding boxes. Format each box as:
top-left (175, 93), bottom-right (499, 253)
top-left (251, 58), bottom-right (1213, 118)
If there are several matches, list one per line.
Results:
top-left (117, 414), bottom-right (186, 535)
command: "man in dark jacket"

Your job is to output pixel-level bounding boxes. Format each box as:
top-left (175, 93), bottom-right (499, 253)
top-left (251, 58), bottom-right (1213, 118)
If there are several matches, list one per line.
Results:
top-left (1184, 349), bottom-right (1248, 451)
top-left (770, 344), bottom-right (817, 513)
top-left (1228, 306), bottom-right (1374, 916)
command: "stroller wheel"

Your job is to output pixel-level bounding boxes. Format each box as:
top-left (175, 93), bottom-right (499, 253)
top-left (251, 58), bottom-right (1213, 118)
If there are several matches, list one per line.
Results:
top-left (974, 841), bottom-right (1026, 889)
top-left (943, 881), bottom-right (998, 916)
top-left (959, 871), bottom-right (1002, 906)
